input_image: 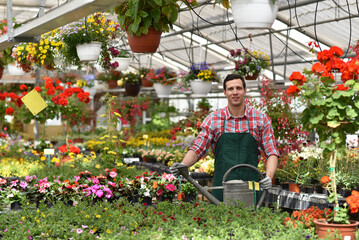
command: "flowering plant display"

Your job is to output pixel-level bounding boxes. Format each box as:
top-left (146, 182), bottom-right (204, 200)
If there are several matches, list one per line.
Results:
top-left (13, 29), bottom-right (64, 72)
top-left (182, 62), bottom-right (219, 82)
top-left (120, 71), bottom-right (141, 84)
top-left (287, 44), bottom-right (359, 224)
top-left (96, 70), bottom-right (123, 83)
top-left (0, 19), bottom-right (19, 68)
top-left (0, 91), bottom-right (21, 130)
top-left (102, 47), bottom-right (131, 70)
top-left (15, 77), bottom-right (90, 125)
top-left (146, 67), bottom-right (177, 85)
top-left (229, 48), bottom-right (270, 77)
top-left (284, 206), bottom-right (331, 228)
top-left (152, 173), bottom-right (179, 199)
top-left (320, 176), bottom-right (359, 223)
top-left (58, 12), bottom-right (121, 69)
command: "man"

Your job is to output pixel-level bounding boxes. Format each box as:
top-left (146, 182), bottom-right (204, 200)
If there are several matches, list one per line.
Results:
top-left (170, 74), bottom-right (279, 202)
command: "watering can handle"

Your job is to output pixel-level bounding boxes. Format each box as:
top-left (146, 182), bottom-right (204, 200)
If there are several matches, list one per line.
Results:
top-left (222, 164), bottom-right (267, 209)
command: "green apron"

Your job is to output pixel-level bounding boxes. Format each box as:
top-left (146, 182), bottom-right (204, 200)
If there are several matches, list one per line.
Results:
top-left (212, 117), bottom-right (260, 202)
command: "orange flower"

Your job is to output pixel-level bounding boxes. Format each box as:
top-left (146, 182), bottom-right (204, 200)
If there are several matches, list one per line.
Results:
top-left (152, 181), bottom-right (158, 189)
top-left (289, 71), bottom-right (306, 85)
top-left (346, 191), bottom-right (359, 214)
top-left (320, 176), bottom-right (330, 184)
top-left (286, 85), bottom-right (300, 95)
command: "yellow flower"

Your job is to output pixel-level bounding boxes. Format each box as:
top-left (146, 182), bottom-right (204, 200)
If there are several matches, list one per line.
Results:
top-left (106, 229), bottom-right (111, 234)
top-left (40, 156), bottom-right (46, 161)
top-left (96, 215), bottom-right (101, 218)
top-left (95, 164), bottom-right (100, 169)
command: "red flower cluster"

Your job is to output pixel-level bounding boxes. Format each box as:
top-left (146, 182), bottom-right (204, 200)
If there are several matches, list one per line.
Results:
top-left (346, 190), bottom-right (359, 214)
top-left (284, 206), bottom-right (331, 228)
top-left (320, 175), bottom-right (331, 184)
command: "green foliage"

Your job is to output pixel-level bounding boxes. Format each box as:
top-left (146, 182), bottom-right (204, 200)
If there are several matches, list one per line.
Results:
top-left (115, 0), bottom-right (198, 37)
top-left (0, 200), bottom-right (312, 239)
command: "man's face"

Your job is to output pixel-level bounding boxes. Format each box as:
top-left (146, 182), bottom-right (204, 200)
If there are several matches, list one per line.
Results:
top-left (224, 79), bottom-right (246, 108)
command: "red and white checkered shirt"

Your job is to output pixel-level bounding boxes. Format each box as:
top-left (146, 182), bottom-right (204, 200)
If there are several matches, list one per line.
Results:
top-left (189, 105), bottom-right (279, 162)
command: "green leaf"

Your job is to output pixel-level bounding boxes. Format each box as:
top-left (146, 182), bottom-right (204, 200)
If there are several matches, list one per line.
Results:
top-left (138, 11), bottom-right (148, 18)
top-left (327, 121), bottom-right (340, 128)
top-left (310, 112), bottom-right (324, 124)
top-left (327, 108), bottom-right (339, 119)
top-left (150, 8), bottom-right (161, 23)
top-left (354, 82), bottom-right (359, 91)
top-left (153, 0), bottom-right (162, 6)
top-left (346, 107), bottom-right (358, 119)
top-left (169, 5), bottom-right (178, 24)
top-left (162, 6), bottom-right (172, 20)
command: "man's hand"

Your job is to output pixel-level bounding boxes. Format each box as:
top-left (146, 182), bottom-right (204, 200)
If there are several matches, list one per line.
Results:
top-left (169, 163), bottom-right (188, 177)
top-left (259, 175), bottom-right (272, 190)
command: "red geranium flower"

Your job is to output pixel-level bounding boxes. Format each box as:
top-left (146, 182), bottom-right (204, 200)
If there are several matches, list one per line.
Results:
top-left (5, 107), bottom-right (14, 115)
top-left (320, 176), bottom-right (330, 184)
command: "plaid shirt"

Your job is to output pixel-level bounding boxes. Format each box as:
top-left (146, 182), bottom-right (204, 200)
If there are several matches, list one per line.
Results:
top-left (189, 105), bottom-right (279, 162)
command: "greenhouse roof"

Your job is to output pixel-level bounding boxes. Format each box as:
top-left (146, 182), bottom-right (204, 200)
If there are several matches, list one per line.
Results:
top-left (0, 0), bottom-right (358, 92)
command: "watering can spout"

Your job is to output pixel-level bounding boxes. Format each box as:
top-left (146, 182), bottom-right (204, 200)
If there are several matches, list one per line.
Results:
top-left (177, 165), bottom-right (221, 205)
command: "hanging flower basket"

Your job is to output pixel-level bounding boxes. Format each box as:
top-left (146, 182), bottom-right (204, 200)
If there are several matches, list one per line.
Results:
top-left (7, 63), bottom-right (25, 75)
top-left (113, 57), bottom-right (131, 71)
top-left (231, 0), bottom-right (278, 29)
top-left (127, 28), bottom-right (162, 53)
top-left (245, 73), bottom-right (259, 80)
top-left (153, 83), bottom-right (173, 98)
top-left (124, 83), bottom-right (141, 97)
top-left (190, 79), bottom-right (212, 97)
top-left (76, 41), bottom-right (102, 62)
top-left (141, 77), bottom-right (153, 87)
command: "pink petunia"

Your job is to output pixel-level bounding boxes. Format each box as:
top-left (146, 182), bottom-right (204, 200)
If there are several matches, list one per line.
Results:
top-left (165, 184), bottom-right (175, 192)
top-left (77, 228), bottom-right (83, 234)
top-left (109, 171), bottom-right (117, 178)
top-left (96, 190), bottom-right (103, 198)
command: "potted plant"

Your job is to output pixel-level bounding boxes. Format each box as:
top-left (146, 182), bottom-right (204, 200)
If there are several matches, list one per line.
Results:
top-left (120, 71), bottom-right (141, 97)
top-left (13, 29), bottom-right (64, 72)
top-left (228, 48), bottom-right (270, 80)
top-left (114, 0), bottom-right (198, 53)
top-left (139, 67), bottom-right (152, 87)
top-left (146, 67), bottom-right (177, 98)
top-left (108, 47), bottom-right (131, 71)
top-left (215, 0), bottom-right (278, 29)
top-left (58, 13), bottom-right (122, 69)
top-left (287, 45), bottom-right (359, 237)
top-left (96, 70), bottom-right (124, 89)
top-left (0, 19), bottom-right (22, 76)
top-left (180, 181), bottom-right (198, 202)
top-left (186, 62), bottom-right (220, 97)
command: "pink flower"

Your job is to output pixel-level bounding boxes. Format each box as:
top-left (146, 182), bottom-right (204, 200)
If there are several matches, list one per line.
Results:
top-left (92, 178), bottom-right (99, 184)
top-left (165, 184), bottom-right (175, 192)
top-left (96, 190), bottom-right (103, 198)
top-left (77, 228), bottom-right (83, 234)
top-left (20, 182), bottom-right (28, 189)
top-left (157, 189), bottom-right (163, 196)
top-left (109, 171), bottom-right (117, 178)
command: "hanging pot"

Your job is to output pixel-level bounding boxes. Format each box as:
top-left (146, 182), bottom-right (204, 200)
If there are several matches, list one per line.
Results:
top-left (245, 73), bottom-right (259, 80)
top-left (190, 79), bottom-right (212, 97)
top-left (124, 83), bottom-right (141, 97)
top-left (112, 57), bottom-right (131, 71)
top-left (153, 83), bottom-right (173, 98)
top-left (313, 219), bottom-right (359, 239)
top-left (127, 28), bottom-right (162, 53)
top-left (107, 79), bottom-right (119, 89)
top-left (231, 0), bottom-right (278, 29)
top-left (7, 63), bottom-right (25, 75)
top-left (76, 41), bottom-right (102, 62)
top-left (141, 77), bottom-right (153, 87)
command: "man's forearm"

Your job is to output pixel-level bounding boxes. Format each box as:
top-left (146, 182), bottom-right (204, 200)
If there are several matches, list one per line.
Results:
top-left (265, 155), bottom-right (278, 179)
top-left (182, 150), bottom-right (199, 167)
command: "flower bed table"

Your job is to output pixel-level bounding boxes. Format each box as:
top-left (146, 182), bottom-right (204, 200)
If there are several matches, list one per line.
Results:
top-left (264, 187), bottom-right (346, 210)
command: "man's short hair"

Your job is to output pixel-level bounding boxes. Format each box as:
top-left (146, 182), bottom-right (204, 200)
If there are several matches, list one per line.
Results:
top-left (223, 74), bottom-right (246, 90)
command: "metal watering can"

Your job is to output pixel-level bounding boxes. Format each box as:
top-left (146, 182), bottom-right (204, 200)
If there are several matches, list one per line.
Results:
top-left (178, 164), bottom-right (267, 209)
